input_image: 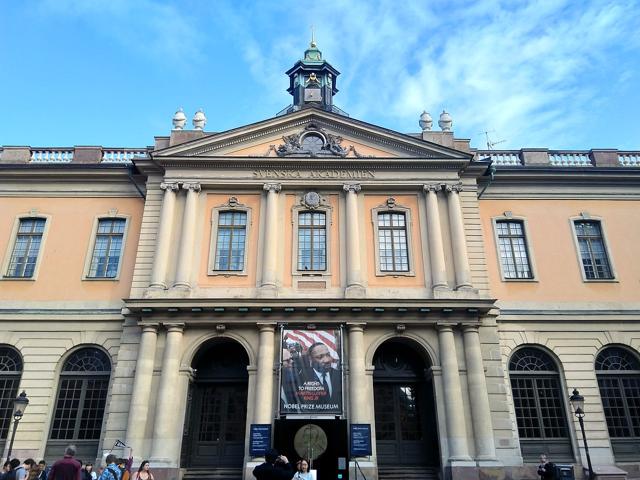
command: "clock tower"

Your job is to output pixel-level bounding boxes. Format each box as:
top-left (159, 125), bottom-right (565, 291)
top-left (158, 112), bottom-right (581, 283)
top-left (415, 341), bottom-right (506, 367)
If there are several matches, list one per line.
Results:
top-left (284, 38), bottom-right (343, 114)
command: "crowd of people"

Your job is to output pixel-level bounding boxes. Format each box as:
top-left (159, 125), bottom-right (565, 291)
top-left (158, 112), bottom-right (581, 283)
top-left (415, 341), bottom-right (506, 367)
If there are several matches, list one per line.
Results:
top-left (2, 446), bottom-right (154, 480)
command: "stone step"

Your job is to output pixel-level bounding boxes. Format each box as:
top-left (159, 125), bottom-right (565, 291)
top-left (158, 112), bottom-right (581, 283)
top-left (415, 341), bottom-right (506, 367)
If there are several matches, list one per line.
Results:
top-left (183, 468), bottom-right (243, 480)
top-left (378, 465), bottom-right (440, 480)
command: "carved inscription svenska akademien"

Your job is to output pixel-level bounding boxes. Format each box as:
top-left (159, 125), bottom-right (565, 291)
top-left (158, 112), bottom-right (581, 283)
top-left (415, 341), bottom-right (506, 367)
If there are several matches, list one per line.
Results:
top-left (253, 169), bottom-right (375, 179)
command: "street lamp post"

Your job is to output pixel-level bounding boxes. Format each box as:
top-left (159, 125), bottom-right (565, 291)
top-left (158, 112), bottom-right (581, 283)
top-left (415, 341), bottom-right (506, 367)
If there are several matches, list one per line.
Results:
top-left (569, 388), bottom-right (594, 480)
top-left (6, 391), bottom-right (29, 463)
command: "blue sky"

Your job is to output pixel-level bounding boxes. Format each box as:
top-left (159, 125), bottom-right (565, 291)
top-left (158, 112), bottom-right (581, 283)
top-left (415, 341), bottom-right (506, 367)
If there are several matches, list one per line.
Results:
top-left (1, 0), bottom-right (639, 150)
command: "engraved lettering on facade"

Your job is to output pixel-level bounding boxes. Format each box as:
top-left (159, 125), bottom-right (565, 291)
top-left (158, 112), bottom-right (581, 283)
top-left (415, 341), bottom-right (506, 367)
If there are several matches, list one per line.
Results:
top-left (252, 169), bottom-right (375, 179)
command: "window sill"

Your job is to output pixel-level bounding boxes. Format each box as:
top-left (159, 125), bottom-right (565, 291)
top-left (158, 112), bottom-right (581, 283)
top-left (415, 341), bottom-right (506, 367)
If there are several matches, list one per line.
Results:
top-left (207, 271), bottom-right (248, 277)
top-left (375, 271), bottom-right (415, 277)
top-left (502, 278), bottom-right (538, 283)
top-left (83, 277), bottom-right (120, 281)
top-left (1, 276), bottom-right (36, 281)
top-left (583, 278), bottom-right (618, 283)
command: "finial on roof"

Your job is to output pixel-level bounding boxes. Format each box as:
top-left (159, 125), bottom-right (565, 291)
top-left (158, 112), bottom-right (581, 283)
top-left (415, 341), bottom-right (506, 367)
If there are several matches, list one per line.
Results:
top-left (439, 110), bottom-right (453, 132)
top-left (192, 108), bottom-right (207, 130)
top-left (419, 111), bottom-right (433, 131)
top-left (172, 107), bottom-right (187, 130)
top-left (310, 25), bottom-right (316, 48)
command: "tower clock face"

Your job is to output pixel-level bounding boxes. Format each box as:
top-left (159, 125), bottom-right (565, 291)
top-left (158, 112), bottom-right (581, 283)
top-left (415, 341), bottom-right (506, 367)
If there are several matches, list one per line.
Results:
top-left (304, 88), bottom-right (322, 102)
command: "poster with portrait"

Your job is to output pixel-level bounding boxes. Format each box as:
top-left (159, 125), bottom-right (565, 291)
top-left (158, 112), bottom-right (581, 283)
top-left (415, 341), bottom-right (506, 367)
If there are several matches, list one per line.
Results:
top-left (279, 328), bottom-right (343, 415)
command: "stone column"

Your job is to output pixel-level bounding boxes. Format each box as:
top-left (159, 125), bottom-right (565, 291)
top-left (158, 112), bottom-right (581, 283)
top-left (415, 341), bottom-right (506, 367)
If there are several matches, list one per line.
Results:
top-left (253, 323), bottom-right (276, 425)
top-left (343, 184), bottom-right (364, 297)
top-left (424, 184), bottom-right (448, 290)
top-left (260, 183), bottom-right (281, 295)
top-left (438, 324), bottom-right (471, 461)
top-left (150, 324), bottom-right (184, 465)
top-left (462, 326), bottom-right (497, 461)
top-left (126, 325), bottom-right (158, 450)
top-left (149, 183), bottom-right (179, 289)
top-left (348, 323), bottom-right (367, 424)
top-left (173, 183), bottom-right (201, 289)
top-left (445, 184), bottom-right (473, 289)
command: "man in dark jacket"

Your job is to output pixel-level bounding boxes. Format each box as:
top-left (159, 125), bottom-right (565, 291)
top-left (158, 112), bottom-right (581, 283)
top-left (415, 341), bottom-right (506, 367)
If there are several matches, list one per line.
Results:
top-left (253, 449), bottom-right (294, 480)
top-left (48, 446), bottom-right (81, 480)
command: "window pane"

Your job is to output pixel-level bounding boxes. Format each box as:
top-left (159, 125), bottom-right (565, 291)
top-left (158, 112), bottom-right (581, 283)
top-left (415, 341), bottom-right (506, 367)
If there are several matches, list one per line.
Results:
top-left (575, 221), bottom-right (613, 279)
top-left (7, 218), bottom-right (46, 278)
top-left (378, 212), bottom-right (409, 272)
top-left (88, 219), bottom-right (125, 278)
top-left (298, 211), bottom-right (326, 271)
top-left (496, 221), bottom-right (533, 279)
top-left (214, 211), bottom-right (246, 271)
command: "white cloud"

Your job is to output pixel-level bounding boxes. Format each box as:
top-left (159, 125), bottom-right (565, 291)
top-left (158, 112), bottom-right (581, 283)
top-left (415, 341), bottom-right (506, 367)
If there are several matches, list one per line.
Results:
top-left (228, 0), bottom-right (640, 148)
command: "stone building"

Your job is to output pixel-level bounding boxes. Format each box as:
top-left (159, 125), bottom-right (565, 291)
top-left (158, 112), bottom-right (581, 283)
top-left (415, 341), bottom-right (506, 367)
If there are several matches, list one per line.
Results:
top-left (0, 42), bottom-right (639, 480)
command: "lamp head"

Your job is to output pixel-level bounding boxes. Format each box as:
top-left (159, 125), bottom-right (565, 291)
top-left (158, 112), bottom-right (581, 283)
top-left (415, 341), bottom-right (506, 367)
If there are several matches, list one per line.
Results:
top-left (569, 388), bottom-right (585, 417)
top-left (13, 391), bottom-right (28, 420)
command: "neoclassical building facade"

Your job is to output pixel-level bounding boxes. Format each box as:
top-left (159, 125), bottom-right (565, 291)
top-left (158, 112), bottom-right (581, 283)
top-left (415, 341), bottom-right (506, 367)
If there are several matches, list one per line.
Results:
top-left (0, 44), bottom-right (639, 480)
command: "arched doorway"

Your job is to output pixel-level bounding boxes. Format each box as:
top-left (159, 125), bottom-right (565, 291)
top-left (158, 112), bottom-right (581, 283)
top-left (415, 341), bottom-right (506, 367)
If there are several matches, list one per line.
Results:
top-left (373, 340), bottom-right (439, 468)
top-left (182, 340), bottom-right (249, 468)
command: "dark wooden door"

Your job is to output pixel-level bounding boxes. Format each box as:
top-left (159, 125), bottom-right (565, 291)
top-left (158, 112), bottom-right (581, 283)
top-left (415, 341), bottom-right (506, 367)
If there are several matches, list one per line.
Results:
top-left (374, 382), bottom-right (429, 465)
top-left (188, 383), bottom-right (247, 467)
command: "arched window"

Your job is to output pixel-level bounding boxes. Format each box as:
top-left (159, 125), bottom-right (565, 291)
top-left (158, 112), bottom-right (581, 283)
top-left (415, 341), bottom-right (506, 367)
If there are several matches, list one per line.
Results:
top-left (0, 347), bottom-right (23, 442)
top-left (509, 348), bottom-right (572, 461)
top-left (596, 346), bottom-right (640, 460)
top-left (46, 347), bottom-right (111, 460)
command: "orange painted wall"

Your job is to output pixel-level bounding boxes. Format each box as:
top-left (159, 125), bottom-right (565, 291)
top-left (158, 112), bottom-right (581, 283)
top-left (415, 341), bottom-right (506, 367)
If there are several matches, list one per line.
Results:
top-left (364, 194), bottom-right (425, 287)
top-left (480, 199), bottom-right (640, 302)
top-left (198, 194), bottom-right (260, 287)
top-left (0, 197), bottom-right (143, 302)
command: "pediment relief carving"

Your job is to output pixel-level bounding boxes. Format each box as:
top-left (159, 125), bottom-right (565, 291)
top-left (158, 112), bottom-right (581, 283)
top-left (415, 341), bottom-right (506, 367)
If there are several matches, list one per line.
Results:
top-left (276, 123), bottom-right (348, 158)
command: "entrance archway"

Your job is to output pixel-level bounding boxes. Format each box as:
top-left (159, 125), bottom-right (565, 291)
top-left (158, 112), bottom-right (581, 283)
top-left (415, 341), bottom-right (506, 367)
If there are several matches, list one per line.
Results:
top-left (182, 339), bottom-right (249, 468)
top-left (373, 340), bottom-right (439, 468)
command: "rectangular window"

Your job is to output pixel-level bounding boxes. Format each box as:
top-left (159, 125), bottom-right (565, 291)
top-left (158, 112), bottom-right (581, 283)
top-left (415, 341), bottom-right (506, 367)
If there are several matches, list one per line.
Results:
top-left (574, 221), bottom-right (613, 279)
top-left (298, 211), bottom-right (326, 271)
top-left (88, 218), bottom-right (126, 278)
top-left (378, 212), bottom-right (409, 272)
top-left (6, 218), bottom-right (46, 278)
top-left (496, 220), bottom-right (533, 279)
top-left (214, 211), bottom-right (247, 271)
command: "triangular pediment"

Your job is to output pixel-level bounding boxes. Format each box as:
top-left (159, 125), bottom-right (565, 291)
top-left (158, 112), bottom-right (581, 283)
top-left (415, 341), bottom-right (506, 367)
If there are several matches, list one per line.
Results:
top-left (154, 108), bottom-right (470, 162)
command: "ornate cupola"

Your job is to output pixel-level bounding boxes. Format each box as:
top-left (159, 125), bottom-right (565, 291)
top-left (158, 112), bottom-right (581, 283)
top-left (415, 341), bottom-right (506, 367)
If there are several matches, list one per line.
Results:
top-left (282, 36), bottom-right (345, 116)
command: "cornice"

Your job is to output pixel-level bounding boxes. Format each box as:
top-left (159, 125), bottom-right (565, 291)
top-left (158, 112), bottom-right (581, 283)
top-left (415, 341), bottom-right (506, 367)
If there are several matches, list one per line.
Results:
top-left (154, 109), bottom-right (472, 160)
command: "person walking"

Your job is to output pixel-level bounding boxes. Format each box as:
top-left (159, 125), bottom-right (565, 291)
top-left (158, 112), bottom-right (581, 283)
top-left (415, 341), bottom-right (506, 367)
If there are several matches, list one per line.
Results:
top-left (253, 449), bottom-right (295, 480)
top-left (130, 462), bottom-right (153, 480)
top-left (47, 446), bottom-right (81, 480)
top-left (36, 461), bottom-right (49, 480)
top-left (97, 456), bottom-right (119, 480)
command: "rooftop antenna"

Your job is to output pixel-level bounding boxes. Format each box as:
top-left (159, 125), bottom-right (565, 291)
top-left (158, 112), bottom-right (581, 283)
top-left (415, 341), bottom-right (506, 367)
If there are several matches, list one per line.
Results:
top-left (479, 129), bottom-right (505, 150)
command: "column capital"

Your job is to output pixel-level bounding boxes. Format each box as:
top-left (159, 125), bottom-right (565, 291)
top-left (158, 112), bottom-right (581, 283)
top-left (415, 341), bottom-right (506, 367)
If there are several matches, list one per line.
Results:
top-left (182, 182), bottom-right (201, 192)
top-left (263, 183), bottom-right (282, 193)
top-left (160, 182), bottom-right (180, 192)
top-left (423, 184), bottom-right (442, 193)
top-left (256, 322), bottom-right (277, 332)
top-left (347, 322), bottom-right (366, 332)
top-left (445, 182), bottom-right (463, 193)
top-left (462, 324), bottom-right (480, 334)
top-left (141, 324), bottom-right (159, 334)
top-left (163, 323), bottom-right (185, 333)
top-left (343, 183), bottom-right (361, 193)
top-left (436, 323), bottom-right (456, 332)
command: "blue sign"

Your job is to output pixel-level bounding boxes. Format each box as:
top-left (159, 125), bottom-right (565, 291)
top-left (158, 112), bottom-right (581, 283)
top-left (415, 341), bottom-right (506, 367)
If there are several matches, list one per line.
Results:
top-left (350, 424), bottom-right (372, 456)
top-left (250, 424), bottom-right (272, 456)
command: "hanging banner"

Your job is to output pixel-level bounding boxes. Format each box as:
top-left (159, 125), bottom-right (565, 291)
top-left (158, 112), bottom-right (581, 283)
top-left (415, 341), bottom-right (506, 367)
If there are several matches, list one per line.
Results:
top-left (279, 328), bottom-right (343, 415)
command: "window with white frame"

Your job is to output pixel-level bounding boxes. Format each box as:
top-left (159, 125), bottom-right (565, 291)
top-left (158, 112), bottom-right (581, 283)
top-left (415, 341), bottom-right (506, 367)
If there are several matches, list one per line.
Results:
top-left (297, 211), bottom-right (326, 271)
top-left (88, 218), bottom-right (126, 278)
top-left (6, 218), bottom-right (46, 278)
top-left (377, 212), bottom-right (409, 272)
top-left (496, 220), bottom-right (533, 279)
top-left (574, 220), bottom-right (613, 279)
top-left (213, 211), bottom-right (247, 271)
